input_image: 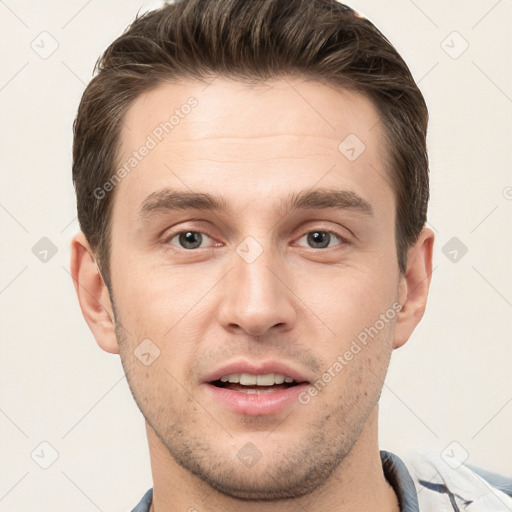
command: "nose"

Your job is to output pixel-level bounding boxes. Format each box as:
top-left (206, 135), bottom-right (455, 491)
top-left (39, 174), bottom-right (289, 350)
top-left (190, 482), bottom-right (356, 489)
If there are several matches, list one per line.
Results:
top-left (217, 241), bottom-right (297, 337)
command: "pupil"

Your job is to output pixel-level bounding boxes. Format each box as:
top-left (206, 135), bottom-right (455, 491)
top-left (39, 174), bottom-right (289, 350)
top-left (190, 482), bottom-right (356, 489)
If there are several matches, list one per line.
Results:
top-left (180, 231), bottom-right (202, 249)
top-left (308, 231), bottom-right (329, 248)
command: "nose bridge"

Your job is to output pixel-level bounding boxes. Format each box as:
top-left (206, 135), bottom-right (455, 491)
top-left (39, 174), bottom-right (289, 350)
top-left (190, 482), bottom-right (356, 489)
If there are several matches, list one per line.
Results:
top-left (236, 237), bottom-right (280, 302)
top-left (219, 235), bottom-right (296, 335)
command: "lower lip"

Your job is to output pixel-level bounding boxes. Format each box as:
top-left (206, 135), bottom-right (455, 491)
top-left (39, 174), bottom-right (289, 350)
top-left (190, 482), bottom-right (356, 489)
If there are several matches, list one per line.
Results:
top-left (203, 383), bottom-right (309, 416)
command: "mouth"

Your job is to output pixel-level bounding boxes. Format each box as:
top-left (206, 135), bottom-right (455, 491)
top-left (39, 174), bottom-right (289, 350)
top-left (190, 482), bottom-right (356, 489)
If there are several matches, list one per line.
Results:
top-left (203, 364), bottom-right (311, 416)
top-left (209, 372), bottom-right (300, 394)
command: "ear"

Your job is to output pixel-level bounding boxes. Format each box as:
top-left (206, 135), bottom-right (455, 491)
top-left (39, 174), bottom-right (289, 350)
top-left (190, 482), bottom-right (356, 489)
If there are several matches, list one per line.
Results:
top-left (393, 227), bottom-right (434, 349)
top-left (70, 231), bottom-right (119, 354)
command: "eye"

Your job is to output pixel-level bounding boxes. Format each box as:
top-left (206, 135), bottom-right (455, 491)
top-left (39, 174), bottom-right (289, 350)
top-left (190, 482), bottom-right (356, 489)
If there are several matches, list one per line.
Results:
top-left (296, 230), bottom-right (346, 249)
top-left (168, 231), bottom-right (215, 250)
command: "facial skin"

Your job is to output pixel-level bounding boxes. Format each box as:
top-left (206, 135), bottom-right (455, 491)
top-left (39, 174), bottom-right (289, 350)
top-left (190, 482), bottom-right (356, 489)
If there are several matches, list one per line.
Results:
top-left (71, 77), bottom-right (433, 511)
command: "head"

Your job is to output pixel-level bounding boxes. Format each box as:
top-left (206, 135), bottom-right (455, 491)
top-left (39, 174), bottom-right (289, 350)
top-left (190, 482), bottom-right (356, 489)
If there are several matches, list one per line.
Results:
top-left (71, 0), bottom-right (433, 501)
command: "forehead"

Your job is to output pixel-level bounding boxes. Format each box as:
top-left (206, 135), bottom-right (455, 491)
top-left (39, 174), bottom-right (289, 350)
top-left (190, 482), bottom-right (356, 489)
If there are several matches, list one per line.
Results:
top-left (113, 77), bottom-right (394, 224)
top-left (120, 77), bottom-right (384, 152)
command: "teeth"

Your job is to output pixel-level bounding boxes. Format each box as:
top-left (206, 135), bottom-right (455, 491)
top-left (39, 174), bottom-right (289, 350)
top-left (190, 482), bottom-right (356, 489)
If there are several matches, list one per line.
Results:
top-left (256, 374), bottom-right (274, 386)
top-left (274, 374), bottom-right (285, 384)
top-left (217, 373), bottom-right (295, 386)
top-left (240, 373), bottom-right (257, 385)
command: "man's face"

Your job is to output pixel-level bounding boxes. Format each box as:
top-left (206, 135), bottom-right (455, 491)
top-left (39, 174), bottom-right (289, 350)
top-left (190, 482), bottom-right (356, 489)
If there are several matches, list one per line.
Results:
top-left (109, 78), bottom-right (402, 499)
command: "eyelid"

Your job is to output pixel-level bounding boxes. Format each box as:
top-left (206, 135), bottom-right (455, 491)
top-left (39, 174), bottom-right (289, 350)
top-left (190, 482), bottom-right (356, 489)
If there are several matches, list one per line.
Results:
top-left (164, 228), bottom-right (218, 249)
top-left (293, 229), bottom-right (350, 248)
top-left (292, 219), bottom-right (353, 243)
top-left (163, 225), bottom-right (351, 252)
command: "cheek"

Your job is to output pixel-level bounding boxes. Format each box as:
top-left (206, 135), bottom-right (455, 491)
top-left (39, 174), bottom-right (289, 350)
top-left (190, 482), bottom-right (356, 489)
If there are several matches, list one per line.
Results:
top-left (298, 263), bottom-right (398, 338)
top-left (113, 264), bottom-right (205, 337)
top-left (112, 266), bottom-right (214, 386)
top-left (323, 320), bottom-right (394, 414)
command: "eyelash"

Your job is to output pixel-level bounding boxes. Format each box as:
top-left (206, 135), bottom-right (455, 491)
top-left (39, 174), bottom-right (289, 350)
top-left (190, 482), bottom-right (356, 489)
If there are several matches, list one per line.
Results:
top-left (164, 228), bottom-right (350, 251)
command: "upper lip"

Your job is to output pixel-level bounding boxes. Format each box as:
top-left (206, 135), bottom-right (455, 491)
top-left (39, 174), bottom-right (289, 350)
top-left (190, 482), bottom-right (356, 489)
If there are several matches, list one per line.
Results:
top-left (203, 359), bottom-right (312, 384)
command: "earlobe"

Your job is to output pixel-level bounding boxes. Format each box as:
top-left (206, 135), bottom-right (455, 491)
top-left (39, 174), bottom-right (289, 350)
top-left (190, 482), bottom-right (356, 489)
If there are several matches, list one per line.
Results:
top-left (393, 227), bottom-right (435, 349)
top-left (70, 232), bottom-right (120, 354)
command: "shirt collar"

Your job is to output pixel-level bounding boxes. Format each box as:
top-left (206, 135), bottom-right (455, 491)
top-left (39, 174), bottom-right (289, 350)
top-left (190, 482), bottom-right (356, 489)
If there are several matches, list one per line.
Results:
top-left (381, 450), bottom-right (420, 512)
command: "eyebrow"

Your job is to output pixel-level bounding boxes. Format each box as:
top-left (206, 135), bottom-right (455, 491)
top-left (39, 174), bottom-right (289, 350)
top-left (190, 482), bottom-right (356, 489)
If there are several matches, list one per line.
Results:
top-left (138, 187), bottom-right (374, 220)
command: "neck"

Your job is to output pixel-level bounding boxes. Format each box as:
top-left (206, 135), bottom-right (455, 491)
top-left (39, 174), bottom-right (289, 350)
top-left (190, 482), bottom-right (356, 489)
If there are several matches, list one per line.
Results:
top-left (146, 408), bottom-right (399, 512)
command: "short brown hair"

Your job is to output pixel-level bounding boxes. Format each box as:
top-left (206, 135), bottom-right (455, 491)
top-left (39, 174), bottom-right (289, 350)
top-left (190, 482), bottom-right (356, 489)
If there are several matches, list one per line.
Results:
top-left (72, 0), bottom-right (429, 290)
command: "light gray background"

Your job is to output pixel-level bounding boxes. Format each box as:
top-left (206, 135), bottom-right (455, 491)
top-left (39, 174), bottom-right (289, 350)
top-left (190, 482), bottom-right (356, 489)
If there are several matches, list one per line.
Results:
top-left (1, 0), bottom-right (511, 510)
